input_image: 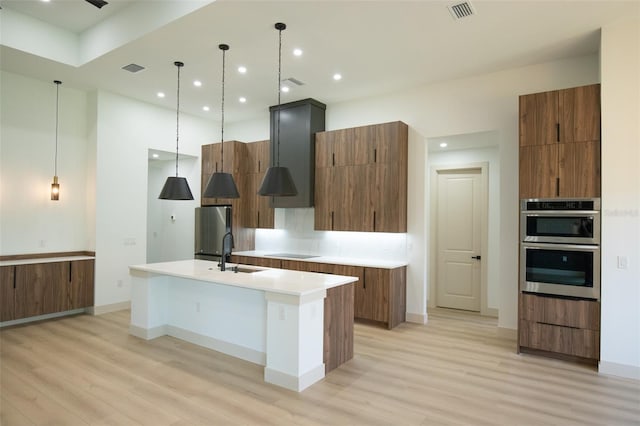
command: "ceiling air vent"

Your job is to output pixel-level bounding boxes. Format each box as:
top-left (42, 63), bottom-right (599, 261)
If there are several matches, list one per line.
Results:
top-left (448, 1), bottom-right (475, 20)
top-left (122, 63), bottom-right (145, 73)
top-left (281, 77), bottom-right (305, 86)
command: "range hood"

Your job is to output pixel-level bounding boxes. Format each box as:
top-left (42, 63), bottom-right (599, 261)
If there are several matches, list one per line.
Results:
top-left (268, 98), bottom-right (326, 208)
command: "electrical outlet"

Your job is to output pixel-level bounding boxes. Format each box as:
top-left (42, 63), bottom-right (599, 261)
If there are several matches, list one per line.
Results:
top-left (39, 239), bottom-right (46, 248)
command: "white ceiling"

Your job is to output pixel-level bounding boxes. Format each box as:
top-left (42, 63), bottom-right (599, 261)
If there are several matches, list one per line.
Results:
top-left (1, 0), bottom-right (637, 126)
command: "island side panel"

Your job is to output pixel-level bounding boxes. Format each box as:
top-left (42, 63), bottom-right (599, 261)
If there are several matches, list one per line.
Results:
top-left (129, 271), bottom-right (170, 339)
top-left (324, 282), bottom-right (355, 373)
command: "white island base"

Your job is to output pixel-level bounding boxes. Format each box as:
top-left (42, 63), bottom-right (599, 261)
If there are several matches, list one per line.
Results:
top-left (129, 260), bottom-right (356, 392)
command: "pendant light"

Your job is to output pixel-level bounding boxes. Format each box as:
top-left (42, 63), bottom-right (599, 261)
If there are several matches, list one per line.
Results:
top-left (159, 61), bottom-right (194, 200)
top-left (203, 44), bottom-right (240, 199)
top-left (50, 80), bottom-right (62, 200)
top-left (258, 22), bottom-right (297, 197)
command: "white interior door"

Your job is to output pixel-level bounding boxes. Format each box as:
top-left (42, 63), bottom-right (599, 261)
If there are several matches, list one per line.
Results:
top-left (436, 169), bottom-right (482, 311)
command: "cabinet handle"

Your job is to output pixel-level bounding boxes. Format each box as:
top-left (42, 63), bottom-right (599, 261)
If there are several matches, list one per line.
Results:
top-left (363, 276), bottom-right (366, 290)
top-left (257, 211), bottom-right (260, 227)
top-left (331, 211), bottom-right (334, 230)
top-left (373, 211), bottom-right (376, 231)
top-left (69, 262), bottom-right (72, 282)
top-left (332, 153), bottom-right (335, 167)
top-left (374, 148), bottom-right (377, 163)
top-left (556, 123), bottom-right (560, 142)
top-left (556, 178), bottom-right (560, 197)
top-left (258, 160), bottom-right (261, 172)
top-left (13, 266), bottom-right (16, 289)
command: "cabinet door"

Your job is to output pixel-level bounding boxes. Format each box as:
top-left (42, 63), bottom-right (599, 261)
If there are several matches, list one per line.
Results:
top-left (333, 165), bottom-right (374, 232)
top-left (1, 266), bottom-right (15, 321)
top-left (360, 268), bottom-right (390, 323)
top-left (519, 91), bottom-right (559, 147)
top-left (314, 167), bottom-right (334, 231)
top-left (519, 145), bottom-right (559, 199)
top-left (559, 140), bottom-right (601, 198)
top-left (15, 262), bottom-right (68, 319)
top-left (367, 121), bottom-right (408, 164)
top-left (560, 84), bottom-right (600, 144)
top-left (70, 260), bottom-right (94, 309)
top-left (373, 163), bottom-right (406, 232)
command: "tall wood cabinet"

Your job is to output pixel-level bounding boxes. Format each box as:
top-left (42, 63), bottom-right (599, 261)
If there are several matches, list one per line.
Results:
top-left (242, 140), bottom-right (274, 229)
top-left (518, 84), bottom-right (602, 363)
top-left (519, 84), bottom-right (601, 198)
top-left (315, 121), bottom-right (408, 233)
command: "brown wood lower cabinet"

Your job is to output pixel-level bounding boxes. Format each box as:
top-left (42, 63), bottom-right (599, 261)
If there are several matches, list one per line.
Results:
top-left (518, 293), bottom-right (600, 361)
top-left (1, 259), bottom-right (95, 322)
top-left (249, 257), bottom-right (406, 329)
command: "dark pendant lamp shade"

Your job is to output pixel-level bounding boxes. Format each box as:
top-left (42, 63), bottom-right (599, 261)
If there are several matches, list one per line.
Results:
top-left (159, 61), bottom-right (194, 200)
top-left (258, 22), bottom-right (298, 197)
top-left (159, 176), bottom-right (194, 200)
top-left (203, 44), bottom-right (240, 199)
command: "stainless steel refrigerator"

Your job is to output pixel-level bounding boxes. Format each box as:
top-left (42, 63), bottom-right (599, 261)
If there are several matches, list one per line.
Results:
top-left (194, 205), bottom-right (232, 261)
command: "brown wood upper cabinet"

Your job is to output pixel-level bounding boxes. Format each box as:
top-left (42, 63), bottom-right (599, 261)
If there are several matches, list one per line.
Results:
top-left (519, 84), bottom-right (601, 198)
top-left (242, 140), bottom-right (274, 229)
top-left (315, 121), bottom-right (408, 233)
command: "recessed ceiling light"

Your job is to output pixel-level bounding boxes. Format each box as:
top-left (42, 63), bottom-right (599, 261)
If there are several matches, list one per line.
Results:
top-left (293, 48), bottom-right (303, 56)
top-left (281, 85), bottom-right (290, 93)
top-left (193, 80), bottom-right (202, 87)
top-left (333, 73), bottom-right (342, 81)
top-left (440, 142), bottom-right (448, 148)
top-left (152, 153), bottom-right (159, 158)
top-left (239, 97), bottom-right (247, 103)
top-left (157, 92), bottom-right (165, 98)
top-left (203, 106), bottom-right (210, 112)
top-left (238, 66), bottom-right (247, 74)
top-left (41, 0), bottom-right (51, 2)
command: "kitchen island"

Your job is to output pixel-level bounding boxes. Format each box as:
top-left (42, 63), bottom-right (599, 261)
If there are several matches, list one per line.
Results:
top-left (128, 259), bottom-right (356, 392)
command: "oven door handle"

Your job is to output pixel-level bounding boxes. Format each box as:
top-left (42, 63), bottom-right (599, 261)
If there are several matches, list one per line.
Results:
top-left (522, 242), bottom-right (599, 251)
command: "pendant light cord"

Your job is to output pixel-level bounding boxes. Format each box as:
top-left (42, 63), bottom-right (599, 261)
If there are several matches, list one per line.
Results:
top-left (54, 80), bottom-right (61, 177)
top-left (276, 25), bottom-right (283, 167)
top-left (221, 46), bottom-right (226, 173)
top-left (175, 63), bottom-right (182, 177)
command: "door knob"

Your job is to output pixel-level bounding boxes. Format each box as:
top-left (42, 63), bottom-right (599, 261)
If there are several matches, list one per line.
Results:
top-left (471, 255), bottom-right (481, 260)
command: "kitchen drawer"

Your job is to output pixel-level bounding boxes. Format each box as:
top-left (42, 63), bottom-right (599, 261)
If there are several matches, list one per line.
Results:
top-left (520, 293), bottom-right (600, 330)
top-left (230, 255), bottom-right (281, 269)
top-left (519, 320), bottom-right (600, 359)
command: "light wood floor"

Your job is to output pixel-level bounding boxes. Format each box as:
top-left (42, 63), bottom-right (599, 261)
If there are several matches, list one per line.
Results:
top-left (1, 308), bottom-right (638, 425)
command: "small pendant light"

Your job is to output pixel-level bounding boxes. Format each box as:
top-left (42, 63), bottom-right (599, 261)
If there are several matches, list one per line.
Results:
top-left (51, 80), bottom-right (62, 201)
top-left (203, 44), bottom-right (240, 199)
top-left (159, 61), bottom-right (194, 200)
top-left (258, 22), bottom-right (297, 197)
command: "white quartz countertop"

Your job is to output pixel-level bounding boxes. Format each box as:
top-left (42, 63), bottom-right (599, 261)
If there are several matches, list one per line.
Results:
top-left (129, 259), bottom-right (358, 297)
top-left (233, 251), bottom-right (408, 269)
top-left (0, 255), bottom-right (95, 267)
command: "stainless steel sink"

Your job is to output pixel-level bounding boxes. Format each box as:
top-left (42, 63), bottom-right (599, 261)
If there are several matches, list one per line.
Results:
top-left (233, 266), bottom-right (262, 273)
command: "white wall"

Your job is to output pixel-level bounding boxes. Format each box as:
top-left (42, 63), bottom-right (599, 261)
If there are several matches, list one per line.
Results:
top-left (94, 90), bottom-right (216, 307)
top-left (0, 71), bottom-right (92, 255)
top-left (599, 13), bottom-right (640, 380)
top-left (147, 157), bottom-right (199, 264)
top-left (228, 54), bottom-right (600, 329)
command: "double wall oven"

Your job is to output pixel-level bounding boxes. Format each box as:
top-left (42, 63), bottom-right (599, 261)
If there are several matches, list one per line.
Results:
top-left (520, 198), bottom-right (600, 300)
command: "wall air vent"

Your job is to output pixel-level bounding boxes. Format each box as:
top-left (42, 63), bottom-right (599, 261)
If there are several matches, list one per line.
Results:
top-left (122, 63), bottom-right (145, 73)
top-left (448, 1), bottom-right (475, 20)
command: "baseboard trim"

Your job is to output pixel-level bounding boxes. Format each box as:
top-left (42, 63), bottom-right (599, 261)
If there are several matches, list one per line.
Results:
top-left (0, 309), bottom-right (86, 328)
top-left (166, 325), bottom-right (266, 366)
top-left (264, 364), bottom-right (325, 392)
top-left (406, 312), bottom-right (428, 324)
top-left (497, 327), bottom-right (517, 340)
top-left (599, 360), bottom-right (640, 381)
top-left (89, 301), bottom-right (131, 315)
top-left (483, 307), bottom-right (499, 318)
top-left (129, 324), bottom-right (167, 340)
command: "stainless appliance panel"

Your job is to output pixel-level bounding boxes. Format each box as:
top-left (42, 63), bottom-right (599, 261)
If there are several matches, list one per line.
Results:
top-left (520, 242), bottom-right (600, 300)
top-left (520, 210), bottom-right (600, 244)
top-left (195, 206), bottom-right (231, 258)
